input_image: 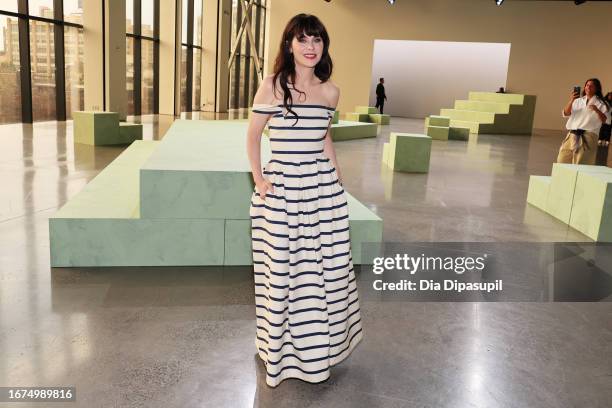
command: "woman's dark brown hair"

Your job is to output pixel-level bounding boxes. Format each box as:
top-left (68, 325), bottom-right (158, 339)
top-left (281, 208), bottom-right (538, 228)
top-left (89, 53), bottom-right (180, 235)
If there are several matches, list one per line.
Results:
top-left (272, 14), bottom-right (333, 120)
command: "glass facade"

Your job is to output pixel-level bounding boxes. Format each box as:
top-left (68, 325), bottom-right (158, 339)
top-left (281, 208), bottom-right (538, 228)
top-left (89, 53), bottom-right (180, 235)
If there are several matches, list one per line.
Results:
top-left (180, 0), bottom-right (203, 113)
top-left (229, 0), bottom-right (266, 110)
top-left (126, 0), bottom-right (159, 116)
top-left (0, 0), bottom-right (84, 123)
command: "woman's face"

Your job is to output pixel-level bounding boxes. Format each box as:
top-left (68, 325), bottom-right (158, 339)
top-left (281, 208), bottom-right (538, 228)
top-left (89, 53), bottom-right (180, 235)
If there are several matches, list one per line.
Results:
top-left (584, 80), bottom-right (597, 97)
top-left (290, 33), bottom-right (323, 68)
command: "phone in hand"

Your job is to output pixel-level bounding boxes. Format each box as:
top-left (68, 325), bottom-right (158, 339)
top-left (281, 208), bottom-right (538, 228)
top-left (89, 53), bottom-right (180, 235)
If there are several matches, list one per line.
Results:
top-left (573, 86), bottom-right (581, 96)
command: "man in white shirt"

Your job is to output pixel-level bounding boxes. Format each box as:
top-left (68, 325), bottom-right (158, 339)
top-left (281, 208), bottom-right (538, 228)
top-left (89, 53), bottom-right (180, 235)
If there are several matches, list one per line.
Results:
top-left (557, 78), bottom-right (611, 164)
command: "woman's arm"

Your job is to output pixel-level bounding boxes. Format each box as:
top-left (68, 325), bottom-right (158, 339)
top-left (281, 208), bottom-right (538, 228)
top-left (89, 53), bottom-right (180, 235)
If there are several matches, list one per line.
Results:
top-left (322, 84), bottom-right (343, 184)
top-left (563, 89), bottom-right (579, 117)
top-left (246, 76), bottom-right (276, 197)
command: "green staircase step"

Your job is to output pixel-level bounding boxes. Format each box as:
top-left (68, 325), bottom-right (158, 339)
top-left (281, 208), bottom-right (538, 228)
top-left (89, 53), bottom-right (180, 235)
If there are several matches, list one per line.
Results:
top-left (383, 133), bottom-right (431, 173)
top-left (331, 110), bottom-right (339, 124)
top-left (439, 108), bottom-right (496, 123)
top-left (331, 120), bottom-right (378, 141)
top-left (355, 106), bottom-right (378, 114)
top-left (118, 122), bottom-right (143, 142)
top-left (569, 172), bottom-right (612, 241)
top-left (527, 175), bottom-right (552, 211)
top-left (468, 92), bottom-right (527, 104)
top-left (449, 120), bottom-right (480, 134)
top-left (425, 115), bottom-right (450, 127)
top-left (455, 100), bottom-right (511, 114)
top-left (73, 111), bottom-right (121, 145)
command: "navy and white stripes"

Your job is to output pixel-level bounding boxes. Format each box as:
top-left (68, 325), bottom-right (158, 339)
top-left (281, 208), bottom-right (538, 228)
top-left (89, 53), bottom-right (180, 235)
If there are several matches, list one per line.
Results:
top-left (249, 103), bottom-right (363, 387)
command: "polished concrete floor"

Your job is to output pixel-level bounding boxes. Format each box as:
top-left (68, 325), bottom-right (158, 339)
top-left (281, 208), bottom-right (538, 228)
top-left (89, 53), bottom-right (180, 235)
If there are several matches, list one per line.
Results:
top-left (1, 115), bottom-right (611, 407)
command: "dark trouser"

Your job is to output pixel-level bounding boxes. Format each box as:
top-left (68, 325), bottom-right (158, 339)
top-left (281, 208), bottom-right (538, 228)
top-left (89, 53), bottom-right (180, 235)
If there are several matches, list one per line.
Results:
top-left (599, 123), bottom-right (611, 142)
top-left (375, 97), bottom-right (384, 114)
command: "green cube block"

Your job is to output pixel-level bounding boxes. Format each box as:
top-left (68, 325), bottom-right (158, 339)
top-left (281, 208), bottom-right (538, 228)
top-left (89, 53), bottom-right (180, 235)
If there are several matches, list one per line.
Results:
top-left (569, 172), bottom-right (612, 241)
top-left (526, 175), bottom-right (552, 211)
top-left (387, 133), bottom-right (432, 173)
top-left (73, 111), bottom-right (121, 145)
top-left (331, 110), bottom-right (339, 124)
top-left (330, 120), bottom-right (378, 141)
top-left (425, 115), bottom-right (450, 127)
top-left (346, 193), bottom-right (383, 264)
top-left (345, 112), bottom-right (370, 122)
top-left (355, 106), bottom-right (378, 114)
top-left (224, 219), bottom-right (253, 265)
top-left (545, 164), bottom-right (612, 224)
top-left (427, 125), bottom-right (449, 141)
top-left (369, 114), bottom-right (390, 125)
top-left (118, 122), bottom-right (143, 143)
top-left (448, 126), bottom-right (470, 141)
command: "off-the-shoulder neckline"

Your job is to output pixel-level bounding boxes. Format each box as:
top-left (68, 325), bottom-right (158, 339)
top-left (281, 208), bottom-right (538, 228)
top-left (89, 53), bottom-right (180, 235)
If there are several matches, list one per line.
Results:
top-left (253, 103), bottom-right (335, 111)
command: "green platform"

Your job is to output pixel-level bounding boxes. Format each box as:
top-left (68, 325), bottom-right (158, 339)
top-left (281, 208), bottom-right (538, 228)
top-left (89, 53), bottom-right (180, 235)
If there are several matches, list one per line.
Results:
top-left (526, 175), bottom-right (552, 211)
top-left (49, 141), bottom-right (226, 266)
top-left (330, 120), bottom-right (378, 141)
top-left (569, 172), bottom-right (612, 241)
top-left (427, 125), bottom-right (449, 141)
top-left (438, 92), bottom-right (536, 135)
top-left (50, 119), bottom-right (383, 266)
top-left (73, 111), bottom-right (143, 145)
top-left (382, 133), bottom-right (431, 173)
top-left (355, 106), bottom-right (378, 114)
top-left (369, 114), bottom-right (390, 125)
top-left (448, 127), bottom-right (470, 141)
top-left (345, 112), bottom-right (370, 122)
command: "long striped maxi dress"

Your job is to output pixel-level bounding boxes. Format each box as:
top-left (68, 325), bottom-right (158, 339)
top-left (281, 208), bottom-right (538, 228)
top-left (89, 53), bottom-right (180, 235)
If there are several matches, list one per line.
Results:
top-left (249, 103), bottom-right (363, 387)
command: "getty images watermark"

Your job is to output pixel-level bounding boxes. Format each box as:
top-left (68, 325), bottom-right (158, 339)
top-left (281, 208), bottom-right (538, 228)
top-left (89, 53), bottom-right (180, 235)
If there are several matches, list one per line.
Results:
top-left (371, 253), bottom-right (502, 293)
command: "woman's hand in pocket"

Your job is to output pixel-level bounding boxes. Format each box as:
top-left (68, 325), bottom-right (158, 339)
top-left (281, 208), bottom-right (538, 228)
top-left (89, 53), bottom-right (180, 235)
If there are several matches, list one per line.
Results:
top-left (256, 179), bottom-right (274, 199)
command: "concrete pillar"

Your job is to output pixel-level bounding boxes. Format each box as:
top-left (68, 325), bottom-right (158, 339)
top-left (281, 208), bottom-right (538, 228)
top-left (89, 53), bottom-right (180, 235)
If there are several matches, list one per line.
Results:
top-left (83, 0), bottom-right (104, 111)
top-left (104, 0), bottom-right (127, 120)
top-left (201, 0), bottom-right (218, 112)
top-left (159, 0), bottom-right (180, 116)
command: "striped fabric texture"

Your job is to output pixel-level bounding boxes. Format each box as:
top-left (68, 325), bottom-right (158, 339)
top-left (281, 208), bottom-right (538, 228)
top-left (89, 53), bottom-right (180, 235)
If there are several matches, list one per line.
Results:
top-left (250, 103), bottom-right (363, 387)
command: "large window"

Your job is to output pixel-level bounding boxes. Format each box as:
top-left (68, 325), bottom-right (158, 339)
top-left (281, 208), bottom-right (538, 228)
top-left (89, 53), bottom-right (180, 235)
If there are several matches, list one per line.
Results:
top-left (180, 0), bottom-right (202, 113)
top-left (229, 0), bottom-right (266, 110)
top-left (0, 0), bottom-right (84, 123)
top-left (126, 0), bottom-right (159, 116)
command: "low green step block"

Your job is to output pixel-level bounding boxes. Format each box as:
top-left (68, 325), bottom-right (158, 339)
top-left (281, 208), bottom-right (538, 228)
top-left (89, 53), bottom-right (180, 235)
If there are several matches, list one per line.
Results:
top-left (527, 175), bottom-right (552, 211)
top-left (369, 114), bottom-right (390, 124)
top-left (140, 120), bottom-right (271, 219)
top-left (569, 172), bottom-right (612, 241)
top-left (330, 120), bottom-right (378, 141)
top-left (331, 110), bottom-right (339, 124)
top-left (455, 99), bottom-right (511, 114)
top-left (355, 106), bottom-right (378, 114)
top-left (427, 125), bottom-right (449, 141)
top-left (49, 140), bottom-right (226, 266)
top-left (425, 115), bottom-right (450, 127)
top-left (224, 219), bottom-right (253, 265)
top-left (545, 164), bottom-right (612, 224)
top-left (387, 133), bottom-right (431, 173)
top-left (118, 122), bottom-right (143, 142)
top-left (73, 111), bottom-right (120, 145)
top-left (345, 112), bottom-right (370, 122)
top-left (448, 126), bottom-right (470, 141)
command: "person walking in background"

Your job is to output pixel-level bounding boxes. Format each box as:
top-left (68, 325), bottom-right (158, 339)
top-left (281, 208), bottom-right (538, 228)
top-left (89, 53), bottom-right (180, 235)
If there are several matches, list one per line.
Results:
top-left (375, 77), bottom-right (387, 114)
top-left (557, 78), bottom-right (610, 164)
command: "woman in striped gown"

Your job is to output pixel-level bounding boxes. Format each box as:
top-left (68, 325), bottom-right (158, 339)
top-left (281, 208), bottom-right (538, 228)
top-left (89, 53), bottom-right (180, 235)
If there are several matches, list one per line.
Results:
top-left (246, 14), bottom-right (363, 387)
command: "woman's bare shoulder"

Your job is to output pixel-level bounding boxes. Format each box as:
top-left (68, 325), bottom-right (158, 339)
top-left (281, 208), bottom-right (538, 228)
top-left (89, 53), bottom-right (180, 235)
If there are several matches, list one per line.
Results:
top-left (322, 80), bottom-right (340, 107)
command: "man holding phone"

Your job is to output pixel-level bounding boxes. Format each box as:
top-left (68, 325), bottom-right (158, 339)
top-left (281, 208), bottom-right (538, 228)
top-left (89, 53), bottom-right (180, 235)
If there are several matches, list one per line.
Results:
top-left (557, 78), bottom-right (610, 164)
